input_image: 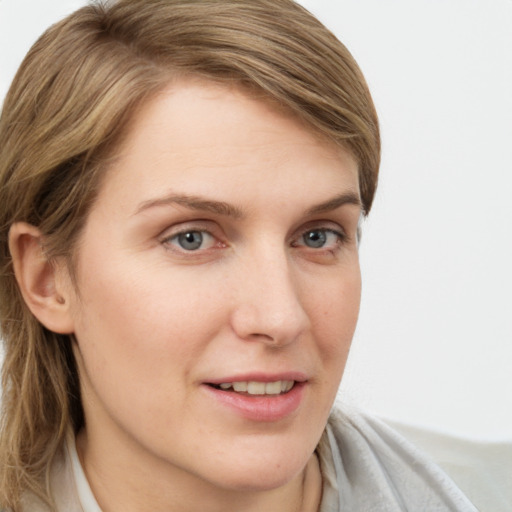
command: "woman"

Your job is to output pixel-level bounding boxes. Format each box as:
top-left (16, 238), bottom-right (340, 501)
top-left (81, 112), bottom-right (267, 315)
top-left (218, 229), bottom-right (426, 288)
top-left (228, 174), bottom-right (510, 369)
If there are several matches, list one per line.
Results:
top-left (0, 1), bottom-right (476, 510)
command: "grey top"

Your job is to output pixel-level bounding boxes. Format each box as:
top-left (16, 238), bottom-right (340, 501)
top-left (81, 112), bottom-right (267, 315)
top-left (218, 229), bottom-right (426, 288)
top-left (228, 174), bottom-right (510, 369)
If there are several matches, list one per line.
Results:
top-left (317, 409), bottom-right (476, 511)
top-left (22, 408), bottom-right (477, 511)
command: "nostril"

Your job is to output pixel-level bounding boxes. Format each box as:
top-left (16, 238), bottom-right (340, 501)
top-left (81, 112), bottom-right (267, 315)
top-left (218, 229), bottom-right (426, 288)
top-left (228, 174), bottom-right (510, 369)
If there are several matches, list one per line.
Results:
top-left (247, 332), bottom-right (274, 342)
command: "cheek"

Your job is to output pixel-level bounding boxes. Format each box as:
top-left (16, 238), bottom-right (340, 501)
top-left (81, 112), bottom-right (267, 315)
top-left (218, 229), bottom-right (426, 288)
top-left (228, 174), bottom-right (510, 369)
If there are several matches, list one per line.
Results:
top-left (75, 252), bottom-right (221, 335)
top-left (70, 262), bottom-right (229, 444)
top-left (309, 265), bottom-right (361, 358)
top-left (70, 256), bottom-right (225, 398)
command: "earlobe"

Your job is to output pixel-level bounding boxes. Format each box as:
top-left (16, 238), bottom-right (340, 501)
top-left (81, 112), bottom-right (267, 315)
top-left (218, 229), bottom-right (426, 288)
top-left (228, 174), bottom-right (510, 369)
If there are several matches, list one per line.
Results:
top-left (8, 222), bottom-right (75, 334)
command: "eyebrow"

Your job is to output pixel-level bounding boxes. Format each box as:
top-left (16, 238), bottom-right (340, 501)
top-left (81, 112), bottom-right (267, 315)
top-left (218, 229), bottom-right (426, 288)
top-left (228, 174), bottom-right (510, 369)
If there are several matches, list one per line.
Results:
top-left (134, 191), bottom-right (362, 218)
top-left (134, 193), bottom-right (245, 219)
top-left (306, 192), bottom-right (362, 215)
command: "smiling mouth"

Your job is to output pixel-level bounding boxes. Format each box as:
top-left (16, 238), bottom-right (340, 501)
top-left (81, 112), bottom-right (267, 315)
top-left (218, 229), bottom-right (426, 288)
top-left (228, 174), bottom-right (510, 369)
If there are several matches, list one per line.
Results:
top-left (208, 380), bottom-right (295, 396)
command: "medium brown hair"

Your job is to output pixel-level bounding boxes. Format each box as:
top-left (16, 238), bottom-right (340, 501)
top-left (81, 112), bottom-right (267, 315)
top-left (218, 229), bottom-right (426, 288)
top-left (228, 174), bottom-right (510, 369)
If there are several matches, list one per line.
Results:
top-left (0, 0), bottom-right (380, 507)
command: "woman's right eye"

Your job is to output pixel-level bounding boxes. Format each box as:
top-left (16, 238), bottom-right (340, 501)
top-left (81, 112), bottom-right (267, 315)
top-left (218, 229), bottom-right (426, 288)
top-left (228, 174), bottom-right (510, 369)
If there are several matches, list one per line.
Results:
top-left (163, 229), bottom-right (218, 252)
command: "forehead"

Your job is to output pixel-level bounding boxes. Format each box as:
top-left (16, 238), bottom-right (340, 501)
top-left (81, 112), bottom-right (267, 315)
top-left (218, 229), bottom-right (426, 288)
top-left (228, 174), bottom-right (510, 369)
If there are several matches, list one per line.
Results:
top-left (92, 78), bottom-right (360, 215)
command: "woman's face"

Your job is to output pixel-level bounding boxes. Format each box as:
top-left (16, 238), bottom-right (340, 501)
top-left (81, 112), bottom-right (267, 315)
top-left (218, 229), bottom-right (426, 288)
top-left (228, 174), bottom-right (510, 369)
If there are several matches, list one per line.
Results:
top-left (67, 80), bottom-right (362, 494)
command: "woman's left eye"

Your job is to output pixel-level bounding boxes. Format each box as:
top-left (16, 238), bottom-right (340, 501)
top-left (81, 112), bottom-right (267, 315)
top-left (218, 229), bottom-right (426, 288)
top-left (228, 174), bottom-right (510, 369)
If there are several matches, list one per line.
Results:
top-left (166, 230), bottom-right (216, 251)
top-left (294, 228), bottom-right (345, 250)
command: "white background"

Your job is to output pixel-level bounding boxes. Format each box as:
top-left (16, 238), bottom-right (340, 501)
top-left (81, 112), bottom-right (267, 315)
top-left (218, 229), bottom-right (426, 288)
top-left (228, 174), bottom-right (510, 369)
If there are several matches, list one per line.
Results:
top-left (1, 0), bottom-right (511, 441)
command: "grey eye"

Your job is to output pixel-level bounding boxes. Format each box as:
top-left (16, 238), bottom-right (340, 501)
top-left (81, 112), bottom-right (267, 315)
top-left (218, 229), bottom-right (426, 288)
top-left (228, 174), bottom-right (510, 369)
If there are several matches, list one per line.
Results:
top-left (303, 230), bottom-right (327, 248)
top-left (177, 231), bottom-right (204, 250)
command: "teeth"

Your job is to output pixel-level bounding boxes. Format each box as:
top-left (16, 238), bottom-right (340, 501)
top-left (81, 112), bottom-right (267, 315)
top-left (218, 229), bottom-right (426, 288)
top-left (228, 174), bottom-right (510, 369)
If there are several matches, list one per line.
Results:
top-left (216, 380), bottom-right (295, 395)
top-left (233, 382), bottom-right (248, 392)
top-left (247, 381), bottom-right (265, 395)
top-left (265, 381), bottom-right (282, 395)
top-left (283, 381), bottom-right (294, 392)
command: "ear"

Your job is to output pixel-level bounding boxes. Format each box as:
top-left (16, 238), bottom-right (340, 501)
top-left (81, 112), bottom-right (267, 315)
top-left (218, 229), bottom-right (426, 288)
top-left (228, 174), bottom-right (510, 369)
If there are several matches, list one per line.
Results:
top-left (8, 222), bottom-right (75, 334)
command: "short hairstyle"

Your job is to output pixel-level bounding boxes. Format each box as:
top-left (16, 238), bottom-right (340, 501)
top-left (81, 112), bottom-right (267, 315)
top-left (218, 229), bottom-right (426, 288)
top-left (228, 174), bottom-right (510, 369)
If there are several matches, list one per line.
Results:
top-left (0, 0), bottom-right (380, 507)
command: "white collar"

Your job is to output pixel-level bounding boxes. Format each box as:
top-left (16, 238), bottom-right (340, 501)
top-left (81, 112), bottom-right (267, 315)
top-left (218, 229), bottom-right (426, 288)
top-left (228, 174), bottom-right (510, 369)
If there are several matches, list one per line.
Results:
top-left (66, 432), bottom-right (103, 512)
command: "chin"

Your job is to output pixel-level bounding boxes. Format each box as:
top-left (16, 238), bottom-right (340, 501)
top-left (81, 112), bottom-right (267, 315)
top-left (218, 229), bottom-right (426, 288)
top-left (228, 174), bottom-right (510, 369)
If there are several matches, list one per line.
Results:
top-left (197, 441), bottom-right (312, 493)
top-left (213, 466), bottom-right (303, 493)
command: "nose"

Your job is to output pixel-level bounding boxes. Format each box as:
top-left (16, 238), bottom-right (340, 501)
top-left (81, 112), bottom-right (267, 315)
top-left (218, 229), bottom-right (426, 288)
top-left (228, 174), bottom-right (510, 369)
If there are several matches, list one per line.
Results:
top-left (229, 250), bottom-right (310, 347)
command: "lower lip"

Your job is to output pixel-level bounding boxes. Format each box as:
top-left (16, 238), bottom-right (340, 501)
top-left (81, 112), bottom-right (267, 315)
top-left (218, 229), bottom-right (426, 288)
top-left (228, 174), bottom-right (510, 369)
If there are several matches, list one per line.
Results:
top-left (203, 382), bottom-right (306, 422)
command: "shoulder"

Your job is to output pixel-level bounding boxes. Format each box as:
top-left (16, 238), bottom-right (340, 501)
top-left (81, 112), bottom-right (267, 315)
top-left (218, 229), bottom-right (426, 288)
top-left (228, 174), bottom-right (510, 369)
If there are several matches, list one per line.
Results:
top-left (386, 419), bottom-right (512, 512)
top-left (319, 407), bottom-right (479, 511)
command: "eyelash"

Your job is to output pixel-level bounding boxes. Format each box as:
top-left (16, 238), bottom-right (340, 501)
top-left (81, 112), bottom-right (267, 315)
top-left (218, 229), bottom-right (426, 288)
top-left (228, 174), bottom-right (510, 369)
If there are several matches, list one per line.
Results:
top-left (164, 230), bottom-right (220, 252)
top-left (291, 228), bottom-right (347, 251)
top-left (160, 224), bottom-right (349, 256)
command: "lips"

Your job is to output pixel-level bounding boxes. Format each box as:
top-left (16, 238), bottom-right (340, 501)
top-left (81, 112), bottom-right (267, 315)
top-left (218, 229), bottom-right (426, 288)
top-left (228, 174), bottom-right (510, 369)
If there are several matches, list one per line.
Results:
top-left (203, 373), bottom-right (307, 422)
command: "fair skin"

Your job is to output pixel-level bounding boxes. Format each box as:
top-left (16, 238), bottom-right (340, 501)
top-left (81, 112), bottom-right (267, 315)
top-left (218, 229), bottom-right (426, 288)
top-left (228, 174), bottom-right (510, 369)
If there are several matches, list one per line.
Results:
top-left (10, 80), bottom-right (362, 512)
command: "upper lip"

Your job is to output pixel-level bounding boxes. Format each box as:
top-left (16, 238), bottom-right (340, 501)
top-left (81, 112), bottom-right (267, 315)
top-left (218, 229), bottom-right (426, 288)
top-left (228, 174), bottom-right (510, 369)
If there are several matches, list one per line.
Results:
top-left (204, 372), bottom-right (308, 385)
